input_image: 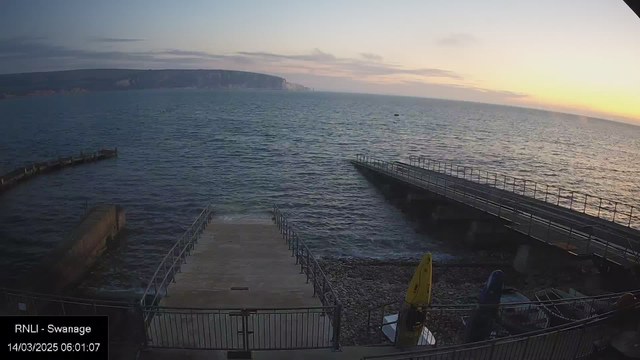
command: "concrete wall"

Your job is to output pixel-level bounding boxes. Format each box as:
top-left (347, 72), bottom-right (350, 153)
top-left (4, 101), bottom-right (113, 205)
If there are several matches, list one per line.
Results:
top-left (23, 204), bottom-right (125, 295)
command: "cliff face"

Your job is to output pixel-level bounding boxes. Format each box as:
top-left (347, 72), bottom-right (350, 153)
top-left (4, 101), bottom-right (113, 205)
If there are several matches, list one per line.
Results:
top-left (0, 69), bottom-right (309, 98)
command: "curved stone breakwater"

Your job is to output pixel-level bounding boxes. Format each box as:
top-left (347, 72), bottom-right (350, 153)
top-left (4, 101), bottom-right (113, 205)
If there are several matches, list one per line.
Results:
top-left (318, 255), bottom-right (606, 346)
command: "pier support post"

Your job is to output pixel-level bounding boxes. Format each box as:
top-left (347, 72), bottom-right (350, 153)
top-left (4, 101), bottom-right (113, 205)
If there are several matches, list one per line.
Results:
top-left (513, 245), bottom-right (532, 273)
top-left (430, 205), bottom-right (475, 224)
top-left (512, 243), bottom-right (585, 274)
top-left (464, 221), bottom-right (506, 247)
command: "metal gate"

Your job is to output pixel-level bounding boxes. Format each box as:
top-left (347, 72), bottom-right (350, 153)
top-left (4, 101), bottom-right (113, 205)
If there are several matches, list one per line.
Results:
top-left (143, 305), bottom-right (341, 351)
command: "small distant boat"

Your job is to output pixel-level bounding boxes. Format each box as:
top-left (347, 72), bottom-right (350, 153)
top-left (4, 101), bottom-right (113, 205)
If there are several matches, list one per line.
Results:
top-left (534, 288), bottom-right (596, 325)
top-left (497, 288), bottom-right (549, 334)
top-left (394, 113), bottom-right (399, 116)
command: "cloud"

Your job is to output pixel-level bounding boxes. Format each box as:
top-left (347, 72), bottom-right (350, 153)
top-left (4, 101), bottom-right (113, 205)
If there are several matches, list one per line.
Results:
top-left (237, 49), bottom-right (462, 79)
top-left (360, 52), bottom-right (383, 61)
top-left (159, 49), bottom-right (254, 64)
top-left (0, 38), bottom-right (462, 82)
top-left (238, 48), bottom-right (336, 62)
top-left (274, 71), bottom-right (529, 105)
top-left (0, 37), bottom-right (253, 73)
top-left (402, 81), bottom-right (528, 98)
top-left (90, 37), bottom-right (145, 43)
top-left (436, 33), bottom-right (476, 46)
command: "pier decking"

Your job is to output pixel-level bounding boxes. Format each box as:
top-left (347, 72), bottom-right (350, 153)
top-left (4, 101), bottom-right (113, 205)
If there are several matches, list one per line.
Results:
top-left (160, 219), bottom-right (320, 308)
top-left (144, 214), bottom-right (336, 350)
top-left (0, 148), bottom-right (117, 193)
top-left (352, 155), bottom-right (640, 269)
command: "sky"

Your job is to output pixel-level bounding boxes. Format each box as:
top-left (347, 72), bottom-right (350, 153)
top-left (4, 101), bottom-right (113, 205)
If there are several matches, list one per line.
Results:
top-left (1, 0), bottom-right (639, 124)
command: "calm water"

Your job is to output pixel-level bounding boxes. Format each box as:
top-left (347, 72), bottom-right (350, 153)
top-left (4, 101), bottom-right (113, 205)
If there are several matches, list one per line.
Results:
top-left (1, 89), bottom-right (639, 292)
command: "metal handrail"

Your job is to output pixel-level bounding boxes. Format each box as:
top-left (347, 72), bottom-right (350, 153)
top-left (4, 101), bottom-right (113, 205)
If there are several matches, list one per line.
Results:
top-left (140, 204), bottom-right (213, 309)
top-left (354, 155), bottom-right (640, 268)
top-left (365, 289), bottom-right (632, 347)
top-left (362, 302), bottom-right (636, 360)
top-left (408, 155), bottom-right (639, 231)
top-left (272, 204), bottom-right (341, 307)
top-left (366, 288), bottom-right (639, 312)
top-left (271, 204), bottom-right (342, 350)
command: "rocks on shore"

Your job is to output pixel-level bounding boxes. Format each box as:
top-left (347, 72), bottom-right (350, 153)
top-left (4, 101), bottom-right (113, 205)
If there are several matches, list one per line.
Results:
top-left (319, 255), bottom-right (602, 346)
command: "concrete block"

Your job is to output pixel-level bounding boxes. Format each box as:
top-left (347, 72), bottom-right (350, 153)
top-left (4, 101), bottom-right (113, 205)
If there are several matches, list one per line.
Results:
top-left (22, 204), bottom-right (126, 295)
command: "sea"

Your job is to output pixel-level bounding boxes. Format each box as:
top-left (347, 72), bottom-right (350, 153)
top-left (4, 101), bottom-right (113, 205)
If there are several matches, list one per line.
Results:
top-left (0, 89), bottom-right (639, 293)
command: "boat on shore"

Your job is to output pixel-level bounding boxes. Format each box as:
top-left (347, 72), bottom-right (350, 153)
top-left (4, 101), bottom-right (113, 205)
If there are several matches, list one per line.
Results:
top-left (534, 288), bottom-right (596, 325)
top-left (497, 288), bottom-right (549, 334)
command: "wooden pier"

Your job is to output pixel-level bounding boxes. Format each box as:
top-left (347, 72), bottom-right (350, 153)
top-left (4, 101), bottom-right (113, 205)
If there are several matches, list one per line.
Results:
top-left (352, 154), bottom-right (640, 270)
top-left (0, 148), bottom-right (117, 193)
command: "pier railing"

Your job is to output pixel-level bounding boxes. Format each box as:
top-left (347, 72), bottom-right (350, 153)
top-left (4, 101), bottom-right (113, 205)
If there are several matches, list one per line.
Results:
top-left (140, 204), bottom-right (213, 309)
top-left (272, 204), bottom-right (341, 308)
top-left (408, 155), bottom-right (640, 231)
top-left (272, 204), bottom-right (342, 349)
top-left (354, 155), bottom-right (640, 268)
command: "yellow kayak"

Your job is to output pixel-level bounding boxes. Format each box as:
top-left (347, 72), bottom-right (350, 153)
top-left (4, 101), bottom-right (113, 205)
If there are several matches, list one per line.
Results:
top-left (397, 252), bottom-right (433, 347)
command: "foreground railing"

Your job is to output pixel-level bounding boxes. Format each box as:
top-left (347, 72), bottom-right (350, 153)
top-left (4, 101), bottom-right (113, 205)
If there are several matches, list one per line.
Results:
top-left (362, 303), bottom-right (633, 360)
top-left (144, 305), bottom-right (337, 350)
top-left (365, 290), bottom-right (633, 348)
top-left (140, 204), bottom-right (213, 309)
top-left (408, 155), bottom-right (640, 231)
top-left (354, 155), bottom-right (640, 268)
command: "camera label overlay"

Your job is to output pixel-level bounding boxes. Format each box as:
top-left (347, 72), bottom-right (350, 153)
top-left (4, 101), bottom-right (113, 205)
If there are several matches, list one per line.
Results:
top-left (1, 316), bottom-right (108, 359)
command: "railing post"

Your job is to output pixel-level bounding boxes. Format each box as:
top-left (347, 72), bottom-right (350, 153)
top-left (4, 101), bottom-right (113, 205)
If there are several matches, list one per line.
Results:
top-left (487, 340), bottom-right (497, 360)
top-left (613, 202), bottom-right (618, 223)
top-left (332, 305), bottom-right (342, 351)
top-left (312, 261), bottom-right (317, 296)
top-left (597, 198), bottom-right (602, 217)
top-left (323, 276), bottom-right (327, 305)
top-left (306, 250), bottom-right (310, 283)
top-left (572, 322), bottom-right (588, 359)
top-left (520, 336), bottom-right (531, 360)
top-left (291, 234), bottom-right (296, 257)
top-left (570, 191), bottom-right (574, 210)
top-left (136, 303), bottom-right (150, 349)
top-left (630, 207), bottom-right (634, 227)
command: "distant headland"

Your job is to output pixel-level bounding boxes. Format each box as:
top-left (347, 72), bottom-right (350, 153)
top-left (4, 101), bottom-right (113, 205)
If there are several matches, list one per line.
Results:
top-left (0, 69), bottom-right (310, 99)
